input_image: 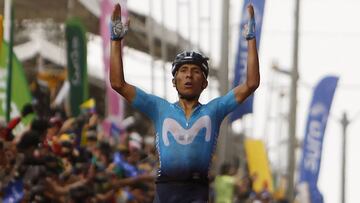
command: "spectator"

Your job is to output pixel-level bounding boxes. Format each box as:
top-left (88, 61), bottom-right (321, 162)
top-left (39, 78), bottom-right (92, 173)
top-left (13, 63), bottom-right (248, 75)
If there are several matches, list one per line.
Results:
top-left (214, 163), bottom-right (237, 203)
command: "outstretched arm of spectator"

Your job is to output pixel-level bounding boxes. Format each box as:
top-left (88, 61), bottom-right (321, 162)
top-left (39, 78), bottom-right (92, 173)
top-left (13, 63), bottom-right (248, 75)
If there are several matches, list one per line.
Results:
top-left (45, 176), bottom-right (89, 195)
top-left (112, 173), bottom-right (155, 189)
top-left (94, 190), bottom-right (115, 202)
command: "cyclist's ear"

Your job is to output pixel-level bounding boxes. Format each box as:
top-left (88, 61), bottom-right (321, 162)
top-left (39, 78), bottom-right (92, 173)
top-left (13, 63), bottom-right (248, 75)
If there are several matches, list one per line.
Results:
top-left (172, 78), bottom-right (176, 87)
top-left (202, 80), bottom-right (208, 90)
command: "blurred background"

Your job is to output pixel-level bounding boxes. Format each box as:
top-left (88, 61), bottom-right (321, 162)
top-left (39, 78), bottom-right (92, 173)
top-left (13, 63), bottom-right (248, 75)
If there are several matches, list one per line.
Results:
top-left (0, 0), bottom-right (359, 202)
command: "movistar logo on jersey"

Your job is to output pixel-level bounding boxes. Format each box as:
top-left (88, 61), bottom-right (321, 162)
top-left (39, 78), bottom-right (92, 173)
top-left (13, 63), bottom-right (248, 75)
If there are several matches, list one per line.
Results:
top-left (162, 116), bottom-right (211, 146)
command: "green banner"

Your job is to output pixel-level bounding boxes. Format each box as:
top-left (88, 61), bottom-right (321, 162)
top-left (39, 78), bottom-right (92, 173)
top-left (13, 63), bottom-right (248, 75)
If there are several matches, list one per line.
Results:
top-left (0, 41), bottom-right (33, 126)
top-left (65, 18), bottom-right (88, 117)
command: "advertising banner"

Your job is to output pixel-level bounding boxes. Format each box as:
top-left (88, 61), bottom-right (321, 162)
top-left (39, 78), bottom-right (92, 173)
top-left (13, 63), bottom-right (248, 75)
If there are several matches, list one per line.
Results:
top-left (65, 18), bottom-right (88, 116)
top-left (298, 76), bottom-right (339, 203)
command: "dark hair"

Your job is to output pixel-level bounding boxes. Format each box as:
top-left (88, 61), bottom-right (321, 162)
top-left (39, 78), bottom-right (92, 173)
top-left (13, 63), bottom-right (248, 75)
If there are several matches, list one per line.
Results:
top-left (31, 119), bottom-right (50, 136)
top-left (61, 141), bottom-right (73, 148)
top-left (17, 130), bottom-right (40, 150)
top-left (86, 130), bottom-right (97, 141)
top-left (219, 163), bottom-right (232, 175)
top-left (69, 185), bottom-right (94, 202)
top-left (21, 103), bottom-right (34, 117)
top-left (43, 155), bottom-right (63, 175)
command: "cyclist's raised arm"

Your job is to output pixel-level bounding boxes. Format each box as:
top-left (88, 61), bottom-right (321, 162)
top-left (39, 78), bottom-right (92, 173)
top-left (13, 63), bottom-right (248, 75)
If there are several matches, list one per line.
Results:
top-left (110, 3), bottom-right (136, 103)
top-left (233, 4), bottom-right (260, 103)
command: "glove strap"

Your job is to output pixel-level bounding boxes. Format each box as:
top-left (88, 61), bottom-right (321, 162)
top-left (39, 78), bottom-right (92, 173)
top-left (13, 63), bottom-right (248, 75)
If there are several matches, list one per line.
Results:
top-left (244, 17), bottom-right (256, 40)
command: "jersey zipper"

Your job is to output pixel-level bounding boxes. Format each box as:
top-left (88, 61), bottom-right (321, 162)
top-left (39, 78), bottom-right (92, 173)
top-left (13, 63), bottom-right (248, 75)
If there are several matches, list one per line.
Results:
top-left (175, 102), bottom-right (202, 128)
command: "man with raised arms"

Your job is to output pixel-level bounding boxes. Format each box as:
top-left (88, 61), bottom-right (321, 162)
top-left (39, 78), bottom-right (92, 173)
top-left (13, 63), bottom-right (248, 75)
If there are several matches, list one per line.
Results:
top-left (110, 3), bottom-right (260, 202)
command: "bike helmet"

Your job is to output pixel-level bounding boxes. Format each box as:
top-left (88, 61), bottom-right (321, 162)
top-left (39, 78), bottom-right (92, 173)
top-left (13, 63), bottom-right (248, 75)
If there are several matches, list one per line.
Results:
top-left (171, 51), bottom-right (209, 78)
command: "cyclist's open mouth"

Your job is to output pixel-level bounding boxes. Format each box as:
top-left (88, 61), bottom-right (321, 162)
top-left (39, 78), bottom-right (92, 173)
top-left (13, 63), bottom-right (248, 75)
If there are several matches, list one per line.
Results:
top-left (184, 82), bottom-right (193, 88)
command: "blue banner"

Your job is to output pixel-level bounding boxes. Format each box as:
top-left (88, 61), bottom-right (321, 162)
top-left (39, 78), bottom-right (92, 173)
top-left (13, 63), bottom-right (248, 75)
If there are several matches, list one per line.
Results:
top-left (231, 0), bottom-right (265, 121)
top-left (298, 76), bottom-right (339, 203)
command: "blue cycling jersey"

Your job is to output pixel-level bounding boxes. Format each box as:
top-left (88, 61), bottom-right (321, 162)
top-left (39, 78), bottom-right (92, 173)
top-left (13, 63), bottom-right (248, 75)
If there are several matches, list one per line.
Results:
top-left (132, 87), bottom-right (238, 182)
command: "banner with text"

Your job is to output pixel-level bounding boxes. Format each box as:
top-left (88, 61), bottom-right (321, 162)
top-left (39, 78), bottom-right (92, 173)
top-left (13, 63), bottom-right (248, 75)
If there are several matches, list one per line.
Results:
top-left (65, 18), bottom-right (88, 117)
top-left (298, 76), bottom-right (339, 203)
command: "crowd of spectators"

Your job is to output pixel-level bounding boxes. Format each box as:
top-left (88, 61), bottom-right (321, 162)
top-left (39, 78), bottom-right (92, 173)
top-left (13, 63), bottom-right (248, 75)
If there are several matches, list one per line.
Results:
top-left (1, 104), bottom-right (156, 202)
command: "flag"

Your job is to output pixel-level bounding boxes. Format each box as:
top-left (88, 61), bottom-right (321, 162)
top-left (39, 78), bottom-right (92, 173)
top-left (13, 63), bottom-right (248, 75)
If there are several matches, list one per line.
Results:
top-left (110, 122), bottom-right (124, 144)
top-left (65, 18), bottom-right (88, 117)
top-left (0, 41), bottom-right (33, 127)
top-left (110, 122), bottom-right (123, 137)
top-left (80, 125), bottom-right (88, 147)
top-left (244, 139), bottom-right (274, 193)
top-left (80, 98), bottom-right (96, 114)
top-left (2, 179), bottom-right (24, 203)
top-left (298, 76), bottom-right (339, 203)
top-left (100, 0), bottom-right (128, 135)
top-left (231, 0), bottom-right (265, 121)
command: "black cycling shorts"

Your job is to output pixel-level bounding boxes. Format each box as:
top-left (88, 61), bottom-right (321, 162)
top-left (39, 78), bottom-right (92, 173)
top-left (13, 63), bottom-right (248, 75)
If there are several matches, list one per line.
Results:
top-left (153, 182), bottom-right (209, 203)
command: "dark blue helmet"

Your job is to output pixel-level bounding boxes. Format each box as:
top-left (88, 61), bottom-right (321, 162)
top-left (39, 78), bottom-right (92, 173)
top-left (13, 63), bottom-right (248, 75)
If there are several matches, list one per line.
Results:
top-left (171, 51), bottom-right (209, 78)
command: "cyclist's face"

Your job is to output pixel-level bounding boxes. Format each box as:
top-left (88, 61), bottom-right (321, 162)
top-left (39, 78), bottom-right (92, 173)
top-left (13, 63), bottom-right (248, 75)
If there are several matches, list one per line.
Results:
top-left (173, 64), bottom-right (208, 100)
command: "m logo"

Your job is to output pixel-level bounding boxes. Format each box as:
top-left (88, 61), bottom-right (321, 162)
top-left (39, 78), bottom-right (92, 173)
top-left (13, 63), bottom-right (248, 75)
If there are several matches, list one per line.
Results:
top-left (162, 116), bottom-right (211, 146)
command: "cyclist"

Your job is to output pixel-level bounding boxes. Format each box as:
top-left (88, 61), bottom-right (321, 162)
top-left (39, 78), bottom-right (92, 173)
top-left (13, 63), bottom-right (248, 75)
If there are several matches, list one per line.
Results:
top-left (110, 3), bottom-right (259, 202)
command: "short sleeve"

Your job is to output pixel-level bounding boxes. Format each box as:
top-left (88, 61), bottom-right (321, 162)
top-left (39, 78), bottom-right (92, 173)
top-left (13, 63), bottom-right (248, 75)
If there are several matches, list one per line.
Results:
top-left (131, 87), bottom-right (164, 122)
top-left (207, 90), bottom-right (238, 122)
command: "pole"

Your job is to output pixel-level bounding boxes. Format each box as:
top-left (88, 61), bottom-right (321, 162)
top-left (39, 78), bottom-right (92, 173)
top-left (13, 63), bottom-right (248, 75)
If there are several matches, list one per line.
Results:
top-left (219, 0), bottom-right (229, 99)
top-left (161, 0), bottom-right (167, 99)
top-left (263, 64), bottom-right (277, 145)
top-left (340, 112), bottom-right (349, 203)
top-left (287, 0), bottom-right (301, 201)
top-left (67, 0), bottom-right (74, 18)
top-left (208, 0), bottom-right (212, 100)
top-left (197, 0), bottom-right (201, 50)
top-left (217, 0), bottom-right (230, 167)
top-left (5, 2), bottom-right (13, 122)
top-left (4, 0), bottom-right (11, 41)
top-left (176, 0), bottom-right (179, 44)
top-left (208, 0), bottom-right (212, 57)
top-left (147, 0), bottom-right (155, 94)
top-left (187, 0), bottom-right (191, 49)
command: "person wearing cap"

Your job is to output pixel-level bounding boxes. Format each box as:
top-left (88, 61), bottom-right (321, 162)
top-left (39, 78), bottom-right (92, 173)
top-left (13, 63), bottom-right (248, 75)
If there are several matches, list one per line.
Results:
top-left (110, 3), bottom-right (259, 203)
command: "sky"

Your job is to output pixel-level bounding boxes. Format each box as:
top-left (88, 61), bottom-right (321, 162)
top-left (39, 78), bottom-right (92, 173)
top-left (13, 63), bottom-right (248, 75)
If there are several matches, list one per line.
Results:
top-left (123, 0), bottom-right (360, 202)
